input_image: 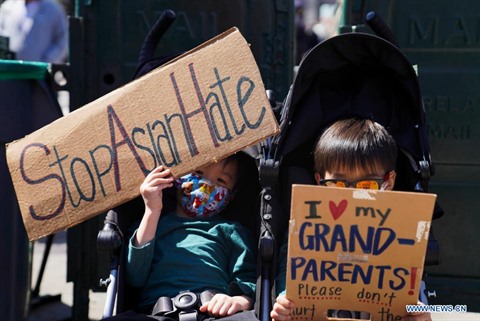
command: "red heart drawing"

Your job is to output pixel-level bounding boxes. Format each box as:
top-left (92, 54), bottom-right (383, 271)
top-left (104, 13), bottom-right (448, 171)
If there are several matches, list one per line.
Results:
top-left (329, 200), bottom-right (348, 220)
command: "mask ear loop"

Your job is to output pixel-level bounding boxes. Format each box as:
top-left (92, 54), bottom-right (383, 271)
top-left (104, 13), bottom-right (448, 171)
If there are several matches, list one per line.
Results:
top-left (380, 170), bottom-right (394, 190)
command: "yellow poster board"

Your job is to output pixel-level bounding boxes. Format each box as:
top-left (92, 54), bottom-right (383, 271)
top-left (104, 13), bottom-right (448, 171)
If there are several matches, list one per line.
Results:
top-left (286, 185), bottom-right (436, 321)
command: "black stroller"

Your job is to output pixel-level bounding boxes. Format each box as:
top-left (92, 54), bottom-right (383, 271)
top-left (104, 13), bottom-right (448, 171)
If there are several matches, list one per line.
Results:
top-left (255, 11), bottom-right (444, 321)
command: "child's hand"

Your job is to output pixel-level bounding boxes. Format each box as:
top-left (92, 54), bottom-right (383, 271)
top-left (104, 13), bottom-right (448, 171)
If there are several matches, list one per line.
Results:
top-left (401, 302), bottom-right (431, 321)
top-left (134, 166), bottom-right (174, 247)
top-left (139, 165), bottom-right (174, 215)
top-left (270, 295), bottom-right (295, 321)
top-left (199, 294), bottom-right (251, 317)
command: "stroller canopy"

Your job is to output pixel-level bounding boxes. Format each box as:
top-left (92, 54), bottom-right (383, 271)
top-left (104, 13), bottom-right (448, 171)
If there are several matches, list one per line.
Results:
top-left (275, 32), bottom-right (429, 171)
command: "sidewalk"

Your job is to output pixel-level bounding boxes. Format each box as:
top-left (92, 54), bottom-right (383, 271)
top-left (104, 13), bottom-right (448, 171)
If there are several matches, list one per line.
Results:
top-left (28, 231), bottom-right (106, 321)
top-left (27, 231), bottom-right (480, 321)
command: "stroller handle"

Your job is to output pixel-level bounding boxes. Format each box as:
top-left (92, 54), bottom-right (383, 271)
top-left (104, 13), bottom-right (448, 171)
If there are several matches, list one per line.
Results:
top-left (365, 11), bottom-right (400, 49)
top-left (137, 9), bottom-right (177, 68)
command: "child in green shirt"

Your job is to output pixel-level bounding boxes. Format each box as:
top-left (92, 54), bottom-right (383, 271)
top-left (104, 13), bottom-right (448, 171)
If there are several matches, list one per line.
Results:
top-left (105, 153), bottom-right (257, 321)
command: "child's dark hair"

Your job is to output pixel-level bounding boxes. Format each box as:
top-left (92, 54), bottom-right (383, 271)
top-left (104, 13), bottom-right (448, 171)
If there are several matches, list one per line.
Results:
top-left (314, 118), bottom-right (397, 176)
top-left (222, 151), bottom-right (252, 191)
top-left (220, 151), bottom-right (260, 234)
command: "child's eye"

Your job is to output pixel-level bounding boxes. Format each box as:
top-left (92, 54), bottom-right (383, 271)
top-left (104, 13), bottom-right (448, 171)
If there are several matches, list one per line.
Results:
top-left (194, 170), bottom-right (203, 177)
top-left (217, 178), bottom-right (227, 185)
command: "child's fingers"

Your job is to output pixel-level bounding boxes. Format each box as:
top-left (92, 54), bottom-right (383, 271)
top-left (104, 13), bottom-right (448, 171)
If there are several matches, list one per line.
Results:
top-left (144, 171), bottom-right (174, 185)
top-left (270, 297), bottom-right (294, 321)
top-left (271, 309), bottom-right (291, 321)
top-left (217, 301), bottom-right (232, 317)
top-left (142, 183), bottom-right (173, 194)
top-left (204, 298), bottom-right (222, 317)
top-left (199, 295), bottom-right (236, 317)
top-left (198, 304), bottom-right (207, 313)
top-left (147, 177), bottom-right (174, 188)
top-left (199, 301), bottom-right (217, 316)
top-left (145, 166), bottom-right (171, 180)
top-left (140, 177), bottom-right (173, 197)
top-left (227, 303), bottom-right (240, 316)
top-left (271, 303), bottom-right (292, 318)
top-left (149, 165), bottom-right (165, 174)
top-left (276, 296), bottom-right (294, 308)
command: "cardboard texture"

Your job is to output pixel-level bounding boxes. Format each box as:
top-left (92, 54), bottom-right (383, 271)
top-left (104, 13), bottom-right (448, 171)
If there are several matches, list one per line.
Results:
top-left (286, 185), bottom-right (436, 321)
top-left (6, 27), bottom-right (279, 241)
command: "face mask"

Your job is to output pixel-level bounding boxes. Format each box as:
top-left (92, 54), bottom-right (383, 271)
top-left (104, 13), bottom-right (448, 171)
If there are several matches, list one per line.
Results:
top-left (175, 174), bottom-right (232, 218)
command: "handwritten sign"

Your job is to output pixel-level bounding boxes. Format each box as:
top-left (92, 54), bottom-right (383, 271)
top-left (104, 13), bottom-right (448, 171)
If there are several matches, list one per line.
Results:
top-left (6, 28), bottom-right (279, 241)
top-left (286, 185), bottom-right (436, 321)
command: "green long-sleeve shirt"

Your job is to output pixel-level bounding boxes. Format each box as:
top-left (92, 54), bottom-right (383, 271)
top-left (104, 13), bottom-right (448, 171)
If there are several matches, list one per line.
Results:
top-left (127, 212), bottom-right (256, 310)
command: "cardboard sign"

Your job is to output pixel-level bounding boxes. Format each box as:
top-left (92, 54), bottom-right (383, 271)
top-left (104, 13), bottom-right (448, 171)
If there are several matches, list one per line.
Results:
top-left (286, 185), bottom-right (436, 321)
top-left (6, 27), bottom-right (279, 241)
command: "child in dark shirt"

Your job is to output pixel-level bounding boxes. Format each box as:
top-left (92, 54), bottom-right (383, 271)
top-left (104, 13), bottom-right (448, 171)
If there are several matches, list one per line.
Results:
top-left (271, 118), bottom-right (431, 321)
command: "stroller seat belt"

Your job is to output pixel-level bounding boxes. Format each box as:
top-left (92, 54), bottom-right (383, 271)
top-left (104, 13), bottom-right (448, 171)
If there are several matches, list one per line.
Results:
top-left (151, 290), bottom-right (216, 321)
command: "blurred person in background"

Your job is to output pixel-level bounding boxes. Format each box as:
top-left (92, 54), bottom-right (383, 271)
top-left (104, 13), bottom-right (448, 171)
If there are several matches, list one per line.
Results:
top-left (0, 0), bottom-right (68, 63)
top-left (295, 0), bottom-right (319, 65)
top-left (295, 0), bottom-right (343, 65)
top-left (311, 0), bottom-right (342, 43)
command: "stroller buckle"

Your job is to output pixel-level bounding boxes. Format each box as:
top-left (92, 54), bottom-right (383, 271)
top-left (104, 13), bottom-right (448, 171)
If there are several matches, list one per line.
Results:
top-left (152, 290), bottom-right (216, 320)
top-left (173, 291), bottom-right (200, 310)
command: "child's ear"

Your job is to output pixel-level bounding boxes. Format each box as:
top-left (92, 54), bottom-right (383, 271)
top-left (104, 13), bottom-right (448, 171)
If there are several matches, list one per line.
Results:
top-left (314, 172), bottom-right (322, 185)
top-left (383, 170), bottom-right (396, 190)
